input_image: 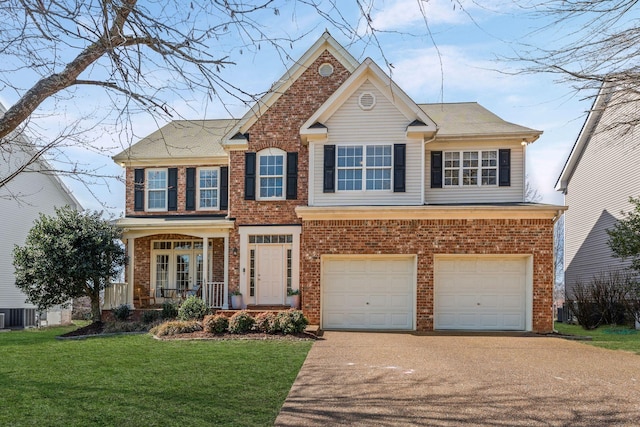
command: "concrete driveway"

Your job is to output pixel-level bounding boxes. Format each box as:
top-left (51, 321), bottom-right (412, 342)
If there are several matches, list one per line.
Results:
top-left (276, 332), bottom-right (640, 426)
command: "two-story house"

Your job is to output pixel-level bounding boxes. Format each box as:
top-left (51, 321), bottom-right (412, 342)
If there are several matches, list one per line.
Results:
top-left (110, 32), bottom-right (564, 333)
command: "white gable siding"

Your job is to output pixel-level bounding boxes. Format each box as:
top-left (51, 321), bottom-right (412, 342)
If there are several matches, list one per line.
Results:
top-left (425, 141), bottom-right (524, 204)
top-left (310, 81), bottom-right (423, 206)
top-left (564, 93), bottom-right (640, 294)
top-left (0, 154), bottom-right (79, 310)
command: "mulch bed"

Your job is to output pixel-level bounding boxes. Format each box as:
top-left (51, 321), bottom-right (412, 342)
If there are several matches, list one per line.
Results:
top-left (59, 322), bottom-right (317, 341)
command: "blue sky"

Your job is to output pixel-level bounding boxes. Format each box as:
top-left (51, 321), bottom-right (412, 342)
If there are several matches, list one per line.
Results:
top-left (1, 0), bottom-right (593, 214)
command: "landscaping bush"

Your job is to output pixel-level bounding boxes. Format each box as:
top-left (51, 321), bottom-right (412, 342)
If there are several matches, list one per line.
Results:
top-left (568, 271), bottom-right (634, 329)
top-left (111, 304), bottom-right (131, 321)
top-left (253, 312), bottom-right (277, 333)
top-left (151, 320), bottom-right (202, 337)
top-left (275, 310), bottom-right (309, 334)
top-left (228, 310), bottom-right (255, 334)
top-left (103, 321), bottom-right (149, 333)
top-left (203, 314), bottom-right (229, 334)
top-left (178, 295), bottom-right (208, 321)
top-left (161, 301), bottom-right (178, 320)
top-left (141, 310), bottom-right (161, 324)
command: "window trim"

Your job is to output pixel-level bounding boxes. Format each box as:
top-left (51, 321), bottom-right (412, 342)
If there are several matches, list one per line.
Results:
top-left (257, 148), bottom-right (286, 201)
top-left (146, 168), bottom-right (168, 211)
top-left (196, 167), bottom-right (220, 211)
top-left (336, 143), bottom-right (393, 192)
top-left (442, 150), bottom-right (498, 187)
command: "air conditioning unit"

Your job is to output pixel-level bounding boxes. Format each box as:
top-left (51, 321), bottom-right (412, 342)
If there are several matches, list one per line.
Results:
top-left (0, 313), bottom-right (5, 329)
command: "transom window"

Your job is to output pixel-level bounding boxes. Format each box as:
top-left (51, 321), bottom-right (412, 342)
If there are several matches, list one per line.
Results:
top-left (146, 169), bottom-right (167, 210)
top-left (444, 150), bottom-right (498, 187)
top-left (198, 167), bottom-right (219, 210)
top-left (337, 144), bottom-right (392, 191)
top-left (258, 150), bottom-right (285, 200)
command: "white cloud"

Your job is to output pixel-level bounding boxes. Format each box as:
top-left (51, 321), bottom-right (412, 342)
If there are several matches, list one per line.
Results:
top-left (389, 45), bottom-right (520, 102)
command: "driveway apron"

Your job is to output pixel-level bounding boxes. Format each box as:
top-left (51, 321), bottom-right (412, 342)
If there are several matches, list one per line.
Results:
top-left (276, 331), bottom-right (640, 426)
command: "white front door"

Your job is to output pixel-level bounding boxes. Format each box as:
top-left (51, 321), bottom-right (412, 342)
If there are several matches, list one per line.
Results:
top-left (257, 245), bottom-right (285, 305)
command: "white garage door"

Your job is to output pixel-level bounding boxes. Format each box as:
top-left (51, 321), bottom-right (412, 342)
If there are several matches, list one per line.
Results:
top-left (322, 256), bottom-right (415, 330)
top-left (434, 256), bottom-right (528, 331)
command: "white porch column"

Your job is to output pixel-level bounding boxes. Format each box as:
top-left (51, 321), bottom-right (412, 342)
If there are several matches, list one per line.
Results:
top-left (127, 237), bottom-right (135, 309)
top-left (202, 236), bottom-right (209, 305)
top-left (223, 235), bottom-right (229, 309)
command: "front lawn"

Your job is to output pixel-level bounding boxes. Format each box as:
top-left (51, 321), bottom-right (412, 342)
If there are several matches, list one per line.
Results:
top-left (555, 322), bottom-right (640, 355)
top-left (0, 323), bottom-right (312, 426)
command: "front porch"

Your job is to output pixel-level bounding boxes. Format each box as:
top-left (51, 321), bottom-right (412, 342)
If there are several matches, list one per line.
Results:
top-left (104, 216), bottom-right (234, 310)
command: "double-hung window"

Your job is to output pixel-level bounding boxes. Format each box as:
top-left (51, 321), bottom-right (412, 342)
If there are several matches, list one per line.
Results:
top-left (146, 168), bottom-right (168, 210)
top-left (443, 150), bottom-right (498, 187)
top-left (197, 167), bottom-right (219, 210)
top-left (258, 149), bottom-right (285, 200)
top-left (337, 144), bottom-right (392, 191)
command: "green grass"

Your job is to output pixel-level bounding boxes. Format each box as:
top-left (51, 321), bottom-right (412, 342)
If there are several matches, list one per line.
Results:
top-left (555, 322), bottom-right (640, 355)
top-left (0, 323), bottom-right (312, 426)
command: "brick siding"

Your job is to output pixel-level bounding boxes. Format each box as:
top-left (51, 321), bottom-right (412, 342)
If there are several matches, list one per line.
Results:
top-left (300, 218), bottom-right (555, 333)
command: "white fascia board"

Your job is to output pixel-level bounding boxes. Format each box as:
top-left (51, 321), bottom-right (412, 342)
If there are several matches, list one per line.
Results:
top-left (555, 83), bottom-right (609, 192)
top-left (295, 204), bottom-right (567, 221)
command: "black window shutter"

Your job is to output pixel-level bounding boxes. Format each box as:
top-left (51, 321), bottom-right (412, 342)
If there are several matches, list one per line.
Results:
top-left (220, 166), bottom-right (229, 210)
top-left (245, 152), bottom-right (256, 200)
top-left (168, 168), bottom-right (178, 211)
top-left (499, 149), bottom-right (511, 187)
top-left (134, 168), bottom-right (145, 211)
top-left (286, 152), bottom-right (298, 200)
top-left (430, 151), bottom-right (443, 188)
top-left (185, 168), bottom-right (196, 211)
top-left (323, 145), bottom-right (335, 193)
top-left (393, 144), bottom-right (406, 193)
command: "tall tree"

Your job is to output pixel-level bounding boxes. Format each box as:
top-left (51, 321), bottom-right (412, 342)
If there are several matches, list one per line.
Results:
top-left (514, 0), bottom-right (640, 123)
top-left (13, 206), bottom-right (126, 323)
top-left (0, 0), bottom-right (415, 193)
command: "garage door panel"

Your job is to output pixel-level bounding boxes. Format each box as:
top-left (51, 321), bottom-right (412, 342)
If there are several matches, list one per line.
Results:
top-left (322, 257), bottom-right (414, 330)
top-left (435, 256), bottom-right (528, 331)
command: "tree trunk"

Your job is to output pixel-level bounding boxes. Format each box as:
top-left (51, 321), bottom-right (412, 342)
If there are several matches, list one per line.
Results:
top-left (89, 290), bottom-right (102, 324)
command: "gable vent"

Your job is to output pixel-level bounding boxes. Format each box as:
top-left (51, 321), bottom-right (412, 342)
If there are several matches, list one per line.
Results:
top-left (358, 92), bottom-right (376, 110)
top-left (318, 63), bottom-right (334, 77)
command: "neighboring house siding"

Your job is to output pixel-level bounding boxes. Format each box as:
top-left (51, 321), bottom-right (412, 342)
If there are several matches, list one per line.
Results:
top-left (311, 82), bottom-right (423, 206)
top-left (564, 92), bottom-right (640, 294)
top-left (425, 141), bottom-right (524, 204)
top-left (0, 152), bottom-right (79, 316)
top-left (300, 218), bottom-right (554, 333)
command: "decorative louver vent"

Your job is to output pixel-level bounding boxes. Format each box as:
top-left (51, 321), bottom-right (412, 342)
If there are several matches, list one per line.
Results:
top-left (318, 63), bottom-right (334, 77)
top-left (358, 92), bottom-right (376, 110)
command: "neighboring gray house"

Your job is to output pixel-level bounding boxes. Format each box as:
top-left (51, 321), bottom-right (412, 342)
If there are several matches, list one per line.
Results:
top-left (0, 102), bottom-right (82, 328)
top-left (556, 81), bottom-right (640, 295)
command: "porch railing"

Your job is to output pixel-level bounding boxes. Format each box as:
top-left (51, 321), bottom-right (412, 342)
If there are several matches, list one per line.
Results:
top-left (205, 282), bottom-right (225, 308)
top-left (103, 282), bottom-right (128, 309)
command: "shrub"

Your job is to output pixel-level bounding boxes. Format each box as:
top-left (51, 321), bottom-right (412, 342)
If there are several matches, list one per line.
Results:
top-left (274, 310), bottom-right (309, 334)
top-left (161, 301), bottom-right (178, 320)
top-left (151, 320), bottom-right (202, 337)
top-left (111, 304), bottom-right (131, 321)
top-left (253, 312), bottom-right (277, 333)
top-left (228, 310), bottom-right (255, 334)
top-left (203, 314), bottom-right (229, 334)
top-left (103, 321), bottom-right (149, 333)
top-left (178, 295), bottom-right (208, 321)
top-left (141, 310), bottom-right (161, 324)
top-left (568, 271), bottom-right (634, 329)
